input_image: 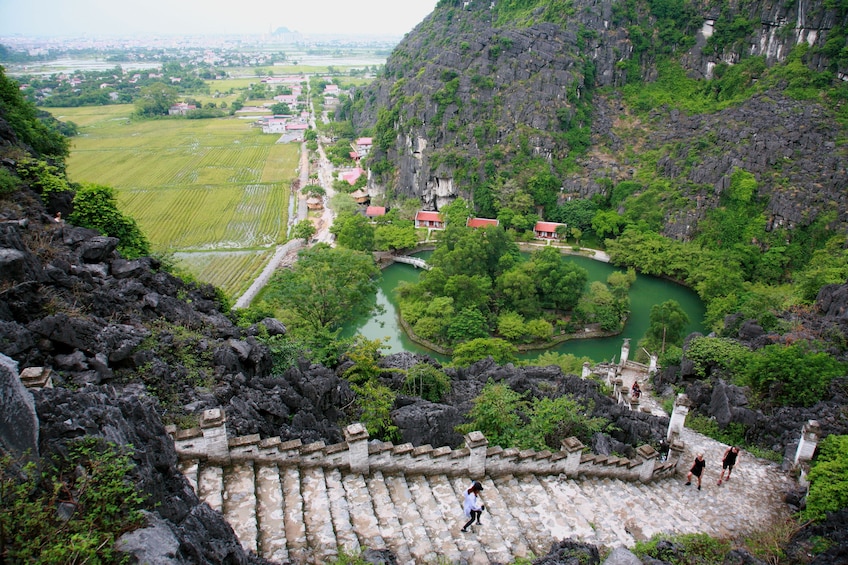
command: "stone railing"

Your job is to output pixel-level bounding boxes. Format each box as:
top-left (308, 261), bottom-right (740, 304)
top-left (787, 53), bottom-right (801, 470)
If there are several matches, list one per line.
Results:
top-left (167, 409), bottom-right (683, 484)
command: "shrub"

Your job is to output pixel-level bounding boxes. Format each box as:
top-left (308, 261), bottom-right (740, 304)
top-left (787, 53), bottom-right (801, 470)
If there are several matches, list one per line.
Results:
top-left (403, 363), bottom-right (451, 402)
top-left (633, 532), bottom-right (731, 565)
top-left (804, 434), bottom-right (848, 522)
top-left (0, 437), bottom-right (145, 563)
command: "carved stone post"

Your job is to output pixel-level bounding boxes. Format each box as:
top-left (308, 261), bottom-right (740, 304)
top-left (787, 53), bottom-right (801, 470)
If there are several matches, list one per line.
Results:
top-left (668, 439), bottom-right (686, 469)
top-left (636, 444), bottom-right (659, 482)
top-left (561, 437), bottom-right (584, 477)
top-left (620, 338), bottom-right (631, 366)
top-left (199, 408), bottom-right (230, 463)
top-left (345, 422), bottom-right (370, 474)
top-left (793, 420), bottom-right (821, 467)
top-left (465, 430), bottom-right (489, 479)
top-left (648, 354), bottom-right (658, 375)
top-left (666, 393), bottom-right (692, 442)
top-left (581, 362), bottom-right (591, 379)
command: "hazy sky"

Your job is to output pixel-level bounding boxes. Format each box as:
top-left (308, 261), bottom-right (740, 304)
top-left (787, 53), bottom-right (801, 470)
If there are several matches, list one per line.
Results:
top-left (0, 0), bottom-right (440, 38)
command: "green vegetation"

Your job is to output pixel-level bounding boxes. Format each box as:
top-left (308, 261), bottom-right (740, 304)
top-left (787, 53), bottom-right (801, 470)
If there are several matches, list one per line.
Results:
top-left (260, 244), bottom-right (381, 335)
top-left (456, 379), bottom-right (608, 449)
top-left (682, 335), bottom-right (845, 408)
top-left (69, 183), bottom-right (151, 259)
top-left (0, 66), bottom-right (69, 158)
top-left (804, 434), bottom-right (848, 522)
top-left (0, 438), bottom-right (145, 564)
top-left (58, 103), bottom-right (296, 298)
top-left (633, 533), bottom-right (731, 565)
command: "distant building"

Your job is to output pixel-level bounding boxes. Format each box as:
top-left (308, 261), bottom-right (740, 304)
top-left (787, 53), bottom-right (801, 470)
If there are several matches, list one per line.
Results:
top-left (466, 217), bottom-right (499, 229)
top-left (415, 211), bottom-right (445, 229)
top-left (355, 137), bottom-right (373, 157)
top-left (365, 206), bottom-right (386, 219)
top-left (534, 221), bottom-right (568, 239)
top-left (351, 188), bottom-right (369, 204)
top-left (168, 103), bottom-right (196, 116)
top-left (340, 167), bottom-right (365, 185)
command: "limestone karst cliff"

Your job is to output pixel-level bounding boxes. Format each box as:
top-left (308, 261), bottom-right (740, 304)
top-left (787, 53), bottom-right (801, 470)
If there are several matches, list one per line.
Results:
top-left (351, 0), bottom-right (848, 239)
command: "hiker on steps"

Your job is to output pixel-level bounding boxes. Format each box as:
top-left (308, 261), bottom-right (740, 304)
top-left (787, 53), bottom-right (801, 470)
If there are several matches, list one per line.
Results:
top-left (685, 453), bottom-right (706, 491)
top-left (461, 481), bottom-right (485, 533)
top-left (717, 446), bottom-right (740, 485)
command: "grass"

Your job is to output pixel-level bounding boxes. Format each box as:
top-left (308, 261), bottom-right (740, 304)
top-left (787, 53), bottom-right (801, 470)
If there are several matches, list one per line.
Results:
top-left (57, 104), bottom-right (299, 299)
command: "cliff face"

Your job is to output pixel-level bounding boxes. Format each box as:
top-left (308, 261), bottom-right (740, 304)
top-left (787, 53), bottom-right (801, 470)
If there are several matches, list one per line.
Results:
top-left (353, 0), bottom-right (848, 236)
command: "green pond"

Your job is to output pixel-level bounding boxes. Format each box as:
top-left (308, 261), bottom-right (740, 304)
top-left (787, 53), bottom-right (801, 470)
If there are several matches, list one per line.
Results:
top-left (342, 252), bottom-right (706, 364)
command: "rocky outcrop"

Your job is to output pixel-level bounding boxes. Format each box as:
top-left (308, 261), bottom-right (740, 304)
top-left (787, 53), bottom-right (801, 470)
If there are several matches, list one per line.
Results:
top-left (352, 0), bottom-right (848, 239)
top-left (0, 353), bottom-right (38, 460)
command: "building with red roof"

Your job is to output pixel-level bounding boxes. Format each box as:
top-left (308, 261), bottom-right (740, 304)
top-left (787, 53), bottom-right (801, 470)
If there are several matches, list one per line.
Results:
top-left (365, 206), bottom-right (387, 219)
top-left (534, 221), bottom-right (568, 239)
top-left (414, 211), bottom-right (445, 229)
top-left (466, 217), bottom-right (500, 229)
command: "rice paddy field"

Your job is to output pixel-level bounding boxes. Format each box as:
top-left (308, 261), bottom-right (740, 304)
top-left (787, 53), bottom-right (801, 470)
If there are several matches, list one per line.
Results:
top-left (59, 104), bottom-right (299, 299)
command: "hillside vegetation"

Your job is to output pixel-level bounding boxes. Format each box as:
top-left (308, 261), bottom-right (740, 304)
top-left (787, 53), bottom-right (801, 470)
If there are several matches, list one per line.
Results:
top-left (343, 0), bottom-right (848, 341)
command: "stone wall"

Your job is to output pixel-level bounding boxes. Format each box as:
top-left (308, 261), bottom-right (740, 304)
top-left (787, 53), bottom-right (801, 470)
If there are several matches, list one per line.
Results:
top-left (168, 410), bottom-right (682, 484)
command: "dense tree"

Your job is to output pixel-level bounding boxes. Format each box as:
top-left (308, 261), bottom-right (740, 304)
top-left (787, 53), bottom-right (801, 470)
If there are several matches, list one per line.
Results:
top-left (69, 183), bottom-right (150, 258)
top-left (0, 66), bottom-right (69, 158)
top-left (263, 244), bottom-right (380, 333)
top-left (134, 83), bottom-right (179, 117)
top-left (644, 300), bottom-right (689, 353)
top-left (374, 222), bottom-right (417, 252)
top-left (744, 343), bottom-right (845, 407)
top-left (530, 247), bottom-right (588, 311)
top-left (291, 219), bottom-right (316, 242)
top-left (451, 337), bottom-right (518, 367)
top-left (331, 212), bottom-right (374, 251)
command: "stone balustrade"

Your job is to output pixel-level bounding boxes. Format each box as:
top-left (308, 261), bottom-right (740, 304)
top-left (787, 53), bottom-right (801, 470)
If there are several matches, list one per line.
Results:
top-left (167, 409), bottom-right (683, 484)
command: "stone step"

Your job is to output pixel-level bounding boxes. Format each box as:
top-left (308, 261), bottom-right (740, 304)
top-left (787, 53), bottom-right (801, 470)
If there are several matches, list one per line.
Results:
top-left (385, 474), bottom-right (437, 563)
top-left (367, 471), bottom-right (414, 565)
top-left (222, 462), bottom-right (258, 554)
top-left (538, 475), bottom-right (598, 542)
top-left (515, 474), bottom-right (573, 543)
top-left (326, 468), bottom-right (361, 556)
top-left (301, 466), bottom-right (338, 564)
top-left (449, 476), bottom-right (515, 564)
top-left (342, 473), bottom-right (385, 551)
top-left (197, 430), bottom-right (794, 565)
top-left (281, 466), bottom-right (308, 564)
top-left (255, 463), bottom-right (288, 563)
top-left (407, 475), bottom-right (462, 563)
top-left (198, 464), bottom-right (223, 513)
top-left (491, 474), bottom-right (549, 556)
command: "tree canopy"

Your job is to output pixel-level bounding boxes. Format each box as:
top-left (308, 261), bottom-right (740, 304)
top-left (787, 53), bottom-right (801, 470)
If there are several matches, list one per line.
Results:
top-left (263, 244), bottom-right (380, 333)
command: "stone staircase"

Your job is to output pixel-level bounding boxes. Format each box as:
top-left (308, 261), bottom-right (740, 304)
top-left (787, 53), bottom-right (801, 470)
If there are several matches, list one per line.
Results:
top-left (171, 412), bottom-right (795, 565)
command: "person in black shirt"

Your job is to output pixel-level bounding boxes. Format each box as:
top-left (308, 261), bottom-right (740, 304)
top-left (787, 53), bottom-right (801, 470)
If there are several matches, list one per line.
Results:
top-left (685, 453), bottom-right (706, 490)
top-left (717, 446), bottom-right (740, 485)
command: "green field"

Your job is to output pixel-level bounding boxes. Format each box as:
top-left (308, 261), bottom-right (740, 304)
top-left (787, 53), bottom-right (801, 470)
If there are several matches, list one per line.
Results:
top-left (59, 105), bottom-right (299, 299)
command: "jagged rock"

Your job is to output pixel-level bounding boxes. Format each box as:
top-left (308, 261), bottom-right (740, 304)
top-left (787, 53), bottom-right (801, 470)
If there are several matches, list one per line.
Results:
top-left (258, 317), bottom-right (286, 336)
top-left (115, 511), bottom-right (183, 565)
top-left (601, 547), bottom-right (644, 565)
top-left (391, 399), bottom-right (464, 448)
top-left (362, 548), bottom-right (399, 565)
top-left (533, 539), bottom-right (600, 565)
top-left (77, 235), bottom-right (118, 263)
top-left (0, 353), bottom-right (38, 460)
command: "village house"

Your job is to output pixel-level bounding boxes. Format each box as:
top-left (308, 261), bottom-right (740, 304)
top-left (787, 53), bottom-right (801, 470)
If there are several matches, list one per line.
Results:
top-left (534, 221), bottom-right (568, 239)
top-left (415, 210), bottom-right (445, 229)
top-left (261, 117), bottom-right (288, 134)
top-left (169, 103), bottom-right (197, 116)
top-left (365, 206), bottom-right (386, 220)
top-left (340, 167), bottom-right (365, 185)
top-left (351, 188), bottom-right (369, 204)
top-left (466, 217), bottom-right (499, 229)
top-left (355, 137), bottom-right (373, 157)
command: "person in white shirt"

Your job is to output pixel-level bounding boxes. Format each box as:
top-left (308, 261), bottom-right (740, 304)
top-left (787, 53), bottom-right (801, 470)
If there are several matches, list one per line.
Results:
top-left (461, 481), bottom-right (484, 533)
